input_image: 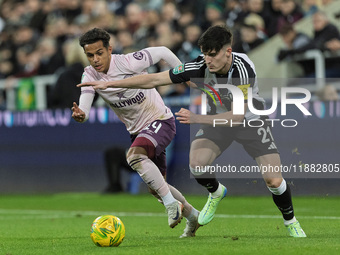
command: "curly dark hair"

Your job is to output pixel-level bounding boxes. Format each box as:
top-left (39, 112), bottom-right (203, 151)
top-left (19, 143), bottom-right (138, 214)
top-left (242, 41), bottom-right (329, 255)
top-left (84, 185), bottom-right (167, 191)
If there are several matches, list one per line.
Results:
top-left (79, 28), bottom-right (110, 49)
top-left (198, 25), bottom-right (233, 53)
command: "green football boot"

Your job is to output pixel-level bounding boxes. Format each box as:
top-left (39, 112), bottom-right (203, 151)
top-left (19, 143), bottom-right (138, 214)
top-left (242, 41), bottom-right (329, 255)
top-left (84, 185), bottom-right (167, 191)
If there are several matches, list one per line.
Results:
top-left (286, 221), bottom-right (307, 237)
top-left (198, 185), bottom-right (227, 225)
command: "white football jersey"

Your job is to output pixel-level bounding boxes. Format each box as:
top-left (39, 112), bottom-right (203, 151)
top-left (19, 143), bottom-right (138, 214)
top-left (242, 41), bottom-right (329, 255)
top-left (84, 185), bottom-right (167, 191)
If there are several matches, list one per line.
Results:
top-left (79, 48), bottom-right (174, 134)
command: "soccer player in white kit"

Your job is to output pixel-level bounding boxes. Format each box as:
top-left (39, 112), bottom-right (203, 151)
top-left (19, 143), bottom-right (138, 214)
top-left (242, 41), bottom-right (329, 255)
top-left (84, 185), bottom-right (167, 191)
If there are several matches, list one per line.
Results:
top-left (71, 28), bottom-right (199, 237)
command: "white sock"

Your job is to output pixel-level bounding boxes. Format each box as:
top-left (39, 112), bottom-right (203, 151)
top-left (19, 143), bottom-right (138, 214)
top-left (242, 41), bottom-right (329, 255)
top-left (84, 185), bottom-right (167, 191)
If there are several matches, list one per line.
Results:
top-left (211, 183), bottom-right (223, 198)
top-left (168, 184), bottom-right (193, 218)
top-left (284, 216), bottom-right (297, 226)
top-left (268, 179), bottom-right (286, 195)
top-left (161, 191), bottom-right (177, 206)
top-left (186, 208), bottom-right (199, 222)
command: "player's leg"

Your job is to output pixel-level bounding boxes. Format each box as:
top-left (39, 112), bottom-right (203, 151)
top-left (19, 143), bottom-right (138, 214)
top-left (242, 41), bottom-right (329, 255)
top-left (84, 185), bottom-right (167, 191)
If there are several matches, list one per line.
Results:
top-left (151, 149), bottom-right (200, 218)
top-left (189, 138), bottom-right (228, 225)
top-left (151, 148), bottom-right (200, 237)
top-left (148, 183), bottom-right (200, 238)
top-left (126, 144), bottom-right (183, 228)
top-left (147, 184), bottom-right (197, 218)
top-left (127, 117), bottom-right (186, 228)
top-left (168, 184), bottom-right (200, 238)
top-left (237, 119), bottom-right (306, 237)
top-left (190, 138), bottom-right (221, 191)
top-left (257, 153), bottom-right (306, 237)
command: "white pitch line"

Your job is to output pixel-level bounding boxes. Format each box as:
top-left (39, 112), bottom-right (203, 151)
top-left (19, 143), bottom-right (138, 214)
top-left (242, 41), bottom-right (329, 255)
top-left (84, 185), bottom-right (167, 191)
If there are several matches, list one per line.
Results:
top-left (0, 209), bottom-right (339, 220)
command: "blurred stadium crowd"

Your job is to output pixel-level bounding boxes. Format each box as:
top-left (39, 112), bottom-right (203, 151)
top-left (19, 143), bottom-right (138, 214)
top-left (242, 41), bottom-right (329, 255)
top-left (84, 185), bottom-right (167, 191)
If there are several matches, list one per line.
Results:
top-left (0, 0), bottom-right (338, 109)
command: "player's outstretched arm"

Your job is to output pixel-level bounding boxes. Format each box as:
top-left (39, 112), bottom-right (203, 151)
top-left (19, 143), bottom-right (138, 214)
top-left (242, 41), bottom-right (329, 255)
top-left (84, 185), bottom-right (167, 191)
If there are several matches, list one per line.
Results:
top-left (77, 71), bottom-right (172, 90)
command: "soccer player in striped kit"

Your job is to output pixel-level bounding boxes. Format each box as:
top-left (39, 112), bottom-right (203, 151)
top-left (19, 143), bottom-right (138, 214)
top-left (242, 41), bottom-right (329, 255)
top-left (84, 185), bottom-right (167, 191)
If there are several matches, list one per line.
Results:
top-left (78, 25), bottom-right (306, 238)
top-left (72, 28), bottom-right (200, 238)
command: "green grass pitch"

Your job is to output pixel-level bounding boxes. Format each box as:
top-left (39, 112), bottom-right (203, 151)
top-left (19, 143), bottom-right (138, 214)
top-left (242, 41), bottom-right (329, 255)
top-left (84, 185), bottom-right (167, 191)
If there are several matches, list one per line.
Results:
top-left (0, 193), bottom-right (339, 255)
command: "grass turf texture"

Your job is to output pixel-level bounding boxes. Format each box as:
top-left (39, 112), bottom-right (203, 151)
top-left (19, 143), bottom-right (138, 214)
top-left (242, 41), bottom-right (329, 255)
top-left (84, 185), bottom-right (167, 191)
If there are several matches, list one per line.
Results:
top-left (0, 193), bottom-right (339, 255)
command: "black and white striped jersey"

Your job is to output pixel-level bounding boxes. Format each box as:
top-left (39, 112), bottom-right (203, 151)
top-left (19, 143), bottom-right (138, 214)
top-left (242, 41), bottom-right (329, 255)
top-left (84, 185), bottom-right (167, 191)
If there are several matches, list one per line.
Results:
top-left (169, 52), bottom-right (265, 120)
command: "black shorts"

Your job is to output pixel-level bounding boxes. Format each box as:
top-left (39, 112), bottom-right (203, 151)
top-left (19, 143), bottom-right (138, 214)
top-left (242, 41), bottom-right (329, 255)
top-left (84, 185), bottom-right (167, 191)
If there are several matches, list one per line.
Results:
top-left (193, 119), bottom-right (279, 159)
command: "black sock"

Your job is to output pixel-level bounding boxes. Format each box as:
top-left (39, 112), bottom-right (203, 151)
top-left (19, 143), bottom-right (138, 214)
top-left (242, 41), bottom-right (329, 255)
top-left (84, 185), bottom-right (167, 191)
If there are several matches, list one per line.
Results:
top-left (272, 184), bottom-right (294, 220)
top-left (194, 172), bottom-right (219, 193)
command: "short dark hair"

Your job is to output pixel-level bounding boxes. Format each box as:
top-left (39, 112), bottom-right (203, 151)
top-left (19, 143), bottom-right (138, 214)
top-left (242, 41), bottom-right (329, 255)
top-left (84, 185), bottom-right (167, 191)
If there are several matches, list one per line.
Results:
top-left (198, 25), bottom-right (233, 53)
top-left (79, 28), bottom-right (110, 49)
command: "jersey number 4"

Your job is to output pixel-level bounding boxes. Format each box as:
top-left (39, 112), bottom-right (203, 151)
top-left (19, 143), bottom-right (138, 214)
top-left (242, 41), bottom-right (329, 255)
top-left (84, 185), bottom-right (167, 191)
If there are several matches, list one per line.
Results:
top-left (145, 121), bottom-right (162, 133)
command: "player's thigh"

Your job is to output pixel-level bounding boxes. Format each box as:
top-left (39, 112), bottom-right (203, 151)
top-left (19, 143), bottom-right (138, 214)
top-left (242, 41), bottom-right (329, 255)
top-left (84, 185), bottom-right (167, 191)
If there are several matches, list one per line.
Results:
top-left (126, 146), bottom-right (147, 159)
top-left (189, 138), bottom-right (221, 167)
top-left (256, 153), bottom-right (283, 187)
top-left (236, 124), bottom-right (279, 159)
top-left (130, 117), bottom-right (176, 159)
top-left (190, 125), bottom-right (235, 167)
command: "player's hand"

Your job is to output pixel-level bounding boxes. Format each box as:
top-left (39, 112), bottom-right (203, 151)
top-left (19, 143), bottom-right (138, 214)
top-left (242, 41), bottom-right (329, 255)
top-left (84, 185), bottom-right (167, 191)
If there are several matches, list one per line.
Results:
top-left (175, 108), bottom-right (198, 124)
top-left (77, 81), bottom-right (109, 90)
top-left (71, 102), bottom-right (86, 122)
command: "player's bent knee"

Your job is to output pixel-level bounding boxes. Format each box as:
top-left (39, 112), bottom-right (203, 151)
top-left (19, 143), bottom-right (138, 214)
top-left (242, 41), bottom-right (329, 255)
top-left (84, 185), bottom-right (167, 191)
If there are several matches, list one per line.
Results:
top-left (189, 156), bottom-right (212, 176)
top-left (264, 177), bottom-right (283, 188)
top-left (126, 153), bottom-right (148, 172)
top-left (190, 158), bottom-right (203, 169)
top-left (189, 165), bottom-right (207, 176)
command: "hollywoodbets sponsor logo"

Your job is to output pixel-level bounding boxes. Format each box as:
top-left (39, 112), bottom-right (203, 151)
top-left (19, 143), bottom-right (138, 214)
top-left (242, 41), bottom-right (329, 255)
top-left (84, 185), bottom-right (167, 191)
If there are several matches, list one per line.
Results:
top-left (110, 92), bottom-right (146, 108)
